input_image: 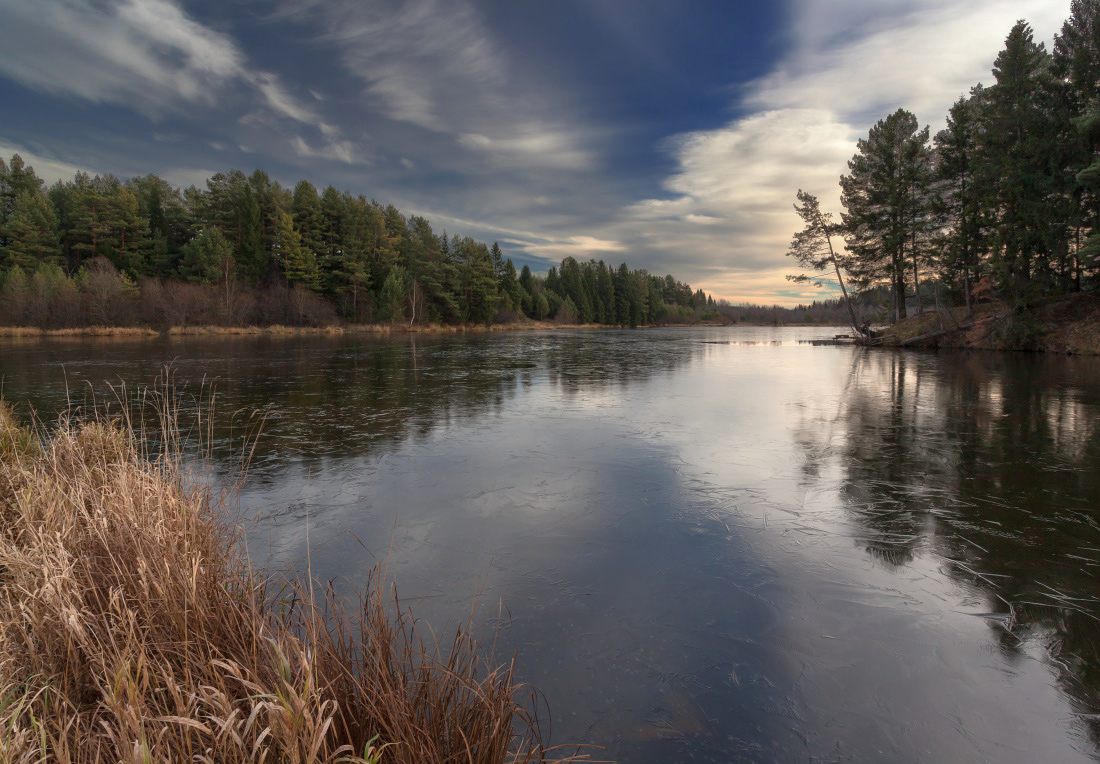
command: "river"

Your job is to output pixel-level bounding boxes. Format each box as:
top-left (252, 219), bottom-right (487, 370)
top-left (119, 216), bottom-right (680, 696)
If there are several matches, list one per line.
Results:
top-left (2, 326), bottom-right (1098, 762)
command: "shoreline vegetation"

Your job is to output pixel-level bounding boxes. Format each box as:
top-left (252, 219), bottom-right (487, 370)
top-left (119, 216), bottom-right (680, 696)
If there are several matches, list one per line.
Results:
top-left (786, 6), bottom-right (1099, 350)
top-left (0, 153), bottom-right (853, 336)
top-left (0, 399), bottom-right (571, 763)
top-left (0, 317), bottom-right (803, 339)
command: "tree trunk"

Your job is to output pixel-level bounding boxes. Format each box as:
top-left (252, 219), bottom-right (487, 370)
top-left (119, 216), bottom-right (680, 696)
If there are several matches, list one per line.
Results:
top-left (814, 210), bottom-right (865, 336)
top-left (912, 233), bottom-right (921, 315)
top-left (964, 267), bottom-right (972, 318)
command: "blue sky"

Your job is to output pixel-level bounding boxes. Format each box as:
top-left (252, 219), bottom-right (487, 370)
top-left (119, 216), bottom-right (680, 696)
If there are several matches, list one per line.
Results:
top-left (0, 0), bottom-right (1070, 305)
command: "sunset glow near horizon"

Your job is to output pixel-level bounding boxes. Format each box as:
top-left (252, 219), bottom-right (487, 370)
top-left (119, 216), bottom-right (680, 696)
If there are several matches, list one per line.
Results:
top-left (0, 0), bottom-right (1069, 305)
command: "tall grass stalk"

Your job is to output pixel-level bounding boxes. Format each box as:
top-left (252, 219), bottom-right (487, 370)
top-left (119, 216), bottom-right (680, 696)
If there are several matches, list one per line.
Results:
top-left (0, 399), bottom-right (567, 763)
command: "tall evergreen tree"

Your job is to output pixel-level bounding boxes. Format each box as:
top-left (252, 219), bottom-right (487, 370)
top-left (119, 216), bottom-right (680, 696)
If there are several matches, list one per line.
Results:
top-left (983, 21), bottom-right (1066, 298)
top-left (613, 263), bottom-right (632, 325)
top-left (455, 237), bottom-right (497, 324)
top-left (596, 261), bottom-right (615, 323)
top-left (179, 227), bottom-right (234, 284)
top-left (275, 210), bottom-right (321, 291)
top-left (934, 92), bottom-right (992, 312)
top-left (1053, 1), bottom-right (1100, 281)
top-left (292, 180), bottom-right (325, 261)
top-left (840, 108), bottom-right (932, 321)
top-left (0, 155), bottom-right (44, 241)
top-left (2, 190), bottom-right (61, 270)
top-left (129, 174), bottom-right (191, 277)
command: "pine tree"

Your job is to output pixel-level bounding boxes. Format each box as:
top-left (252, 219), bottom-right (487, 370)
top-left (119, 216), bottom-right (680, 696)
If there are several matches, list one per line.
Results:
top-left (840, 109), bottom-right (932, 321)
top-left (983, 21), bottom-right (1066, 299)
top-left (934, 92), bottom-right (992, 312)
top-left (292, 180), bottom-right (325, 263)
top-left (559, 256), bottom-right (593, 322)
top-left (317, 185), bottom-right (345, 292)
top-left (180, 227), bottom-right (234, 284)
top-left (500, 258), bottom-right (522, 315)
top-left (2, 190), bottom-right (61, 270)
top-left (596, 261), bottom-right (615, 323)
top-left (378, 265), bottom-right (407, 323)
top-left (455, 237), bottom-right (497, 324)
top-left (1053, 1), bottom-right (1100, 283)
top-left (614, 263), bottom-right (632, 325)
top-left (0, 154), bottom-right (45, 239)
top-left (276, 210), bottom-right (321, 291)
top-left (128, 174), bottom-right (191, 277)
top-left (237, 190), bottom-right (266, 283)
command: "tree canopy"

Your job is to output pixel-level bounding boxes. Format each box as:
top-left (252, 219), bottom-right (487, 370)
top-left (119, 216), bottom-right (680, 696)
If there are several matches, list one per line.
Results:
top-left (0, 156), bottom-right (721, 329)
top-left (789, 3), bottom-right (1100, 316)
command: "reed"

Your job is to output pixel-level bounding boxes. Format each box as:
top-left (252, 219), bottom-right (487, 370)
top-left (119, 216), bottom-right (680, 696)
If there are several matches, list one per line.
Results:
top-left (0, 401), bottom-right (565, 763)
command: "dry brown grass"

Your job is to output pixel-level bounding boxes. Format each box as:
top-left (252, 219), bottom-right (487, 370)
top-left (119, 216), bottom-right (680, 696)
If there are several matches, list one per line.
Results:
top-left (0, 326), bottom-right (159, 338)
top-left (0, 322), bottom-right (613, 341)
top-left (166, 325), bottom-right (348, 336)
top-left (0, 402), bottom-right (568, 763)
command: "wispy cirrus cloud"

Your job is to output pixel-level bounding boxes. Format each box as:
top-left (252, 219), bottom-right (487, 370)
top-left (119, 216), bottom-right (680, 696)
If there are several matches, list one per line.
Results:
top-left (278, 0), bottom-right (596, 172)
top-left (0, 0), bottom-right (362, 165)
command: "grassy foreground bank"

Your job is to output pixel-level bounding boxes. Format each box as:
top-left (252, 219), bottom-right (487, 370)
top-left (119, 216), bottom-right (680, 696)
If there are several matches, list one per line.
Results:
top-left (0, 404), bottom-right (559, 763)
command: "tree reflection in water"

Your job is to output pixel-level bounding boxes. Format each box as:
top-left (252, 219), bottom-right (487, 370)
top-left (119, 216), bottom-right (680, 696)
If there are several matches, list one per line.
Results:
top-left (796, 349), bottom-right (1100, 744)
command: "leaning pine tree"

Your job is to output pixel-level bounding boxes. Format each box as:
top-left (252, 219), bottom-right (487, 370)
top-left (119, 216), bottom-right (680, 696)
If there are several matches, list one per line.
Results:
top-left (786, 189), bottom-right (865, 335)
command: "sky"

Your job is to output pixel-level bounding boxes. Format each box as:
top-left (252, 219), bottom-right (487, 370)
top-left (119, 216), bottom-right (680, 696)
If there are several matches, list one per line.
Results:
top-left (0, 0), bottom-right (1072, 305)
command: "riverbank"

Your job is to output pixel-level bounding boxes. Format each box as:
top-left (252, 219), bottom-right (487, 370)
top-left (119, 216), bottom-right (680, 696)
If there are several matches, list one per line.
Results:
top-left (871, 292), bottom-right (1100, 355)
top-left (0, 321), bottom-right (617, 339)
top-left (0, 318), bottom-right (821, 339)
top-left (0, 403), bottom-right (555, 763)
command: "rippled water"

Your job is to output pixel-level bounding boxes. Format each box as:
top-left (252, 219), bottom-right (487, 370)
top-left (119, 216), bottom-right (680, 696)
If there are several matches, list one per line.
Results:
top-left (3, 327), bottom-right (1099, 762)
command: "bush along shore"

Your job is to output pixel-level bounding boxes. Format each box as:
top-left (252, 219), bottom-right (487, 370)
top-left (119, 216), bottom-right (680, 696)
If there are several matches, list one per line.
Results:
top-left (0, 401), bottom-right (566, 763)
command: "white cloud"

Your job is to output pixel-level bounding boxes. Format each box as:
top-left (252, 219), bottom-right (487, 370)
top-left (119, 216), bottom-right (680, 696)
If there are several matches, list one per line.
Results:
top-left (250, 73), bottom-right (319, 125)
top-left (458, 130), bottom-right (593, 171)
top-left (523, 235), bottom-right (626, 261)
top-left (751, 0), bottom-right (1068, 124)
top-left (290, 135), bottom-right (363, 165)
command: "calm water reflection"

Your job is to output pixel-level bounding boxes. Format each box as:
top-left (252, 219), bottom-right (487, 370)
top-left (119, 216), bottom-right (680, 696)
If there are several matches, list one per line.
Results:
top-left (2, 327), bottom-right (1099, 762)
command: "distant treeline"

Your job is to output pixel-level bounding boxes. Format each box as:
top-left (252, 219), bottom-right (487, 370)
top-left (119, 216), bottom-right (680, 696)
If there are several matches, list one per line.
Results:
top-left (0, 156), bottom-right (745, 329)
top-left (790, 2), bottom-right (1100, 322)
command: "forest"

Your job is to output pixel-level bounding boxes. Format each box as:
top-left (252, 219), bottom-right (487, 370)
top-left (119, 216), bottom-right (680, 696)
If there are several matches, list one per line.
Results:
top-left (789, 2), bottom-right (1100, 326)
top-left (0, 152), bottom-right (766, 330)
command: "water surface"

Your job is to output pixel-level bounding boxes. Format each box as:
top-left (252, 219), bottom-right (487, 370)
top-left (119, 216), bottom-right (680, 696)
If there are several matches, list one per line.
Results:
top-left (3, 327), bottom-right (1099, 762)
